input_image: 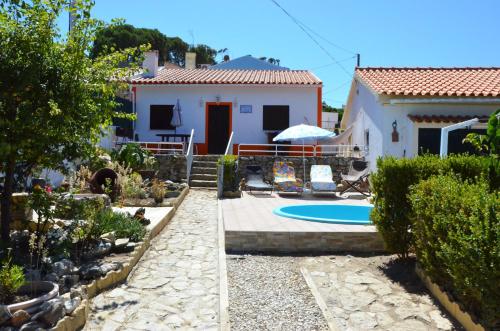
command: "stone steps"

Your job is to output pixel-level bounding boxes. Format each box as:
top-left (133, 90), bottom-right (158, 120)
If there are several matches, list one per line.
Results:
top-left (189, 179), bottom-right (218, 188)
top-left (190, 173), bottom-right (217, 181)
top-left (191, 166), bottom-right (217, 175)
top-left (192, 160), bottom-right (218, 168)
top-left (193, 155), bottom-right (221, 162)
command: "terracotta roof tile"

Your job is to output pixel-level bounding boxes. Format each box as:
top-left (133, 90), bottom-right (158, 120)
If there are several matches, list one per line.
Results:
top-left (130, 68), bottom-right (321, 85)
top-left (408, 114), bottom-right (490, 123)
top-left (356, 67), bottom-right (500, 97)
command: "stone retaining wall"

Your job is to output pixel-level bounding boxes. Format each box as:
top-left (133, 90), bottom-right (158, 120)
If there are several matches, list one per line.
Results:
top-left (156, 155), bottom-right (187, 182)
top-left (225, 230), bottom-right (385, 254)
top-left (237, 156), bottom-right (361, 182)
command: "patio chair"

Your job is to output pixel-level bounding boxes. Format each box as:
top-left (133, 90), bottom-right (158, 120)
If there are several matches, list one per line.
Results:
top-left (243, 165), bottom-right (273, 194)
top-left (310, 165), bottom-right (337, 195)
top-left (272, 161), bottom-right (303, 195)
top-left (339, 160), bottom-right (370, 196)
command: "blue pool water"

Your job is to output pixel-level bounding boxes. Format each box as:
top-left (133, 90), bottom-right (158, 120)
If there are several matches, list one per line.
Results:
top-left (273, 204), bottom-right (373, 225)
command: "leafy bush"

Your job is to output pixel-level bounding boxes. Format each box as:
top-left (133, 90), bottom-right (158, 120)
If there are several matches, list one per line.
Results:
top-left (218, 155), bottom-right (239, 191)
top-left (410, 175), bottom-right (499, 328)
top-left (111, 143), bottom-right (157, 171)
top-left (0, 251), bottom-right (25, 304)
top-left (370, 154), bottom-right (497, 258)
top-left (94, 209), bottom-right (146, 242)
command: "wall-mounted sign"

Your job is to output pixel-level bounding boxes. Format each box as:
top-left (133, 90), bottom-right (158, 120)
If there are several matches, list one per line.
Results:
top-left (240, 105), bottom-right (252, 113)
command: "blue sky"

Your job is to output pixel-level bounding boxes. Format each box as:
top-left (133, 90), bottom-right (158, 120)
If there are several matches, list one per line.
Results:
top-left (61, 0), bottom-right (500, 107)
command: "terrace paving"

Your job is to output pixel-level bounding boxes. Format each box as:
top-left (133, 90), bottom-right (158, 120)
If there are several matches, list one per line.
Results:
top-left (84, 190), bottom-right (219, 330)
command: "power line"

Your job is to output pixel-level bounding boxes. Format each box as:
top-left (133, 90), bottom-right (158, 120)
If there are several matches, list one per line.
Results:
top-left (323, 79), bottom-right (352, 95)
top-left (309, 56), bottom-right (357, 71)
top-left (269, 0), bottom-right (353, 77)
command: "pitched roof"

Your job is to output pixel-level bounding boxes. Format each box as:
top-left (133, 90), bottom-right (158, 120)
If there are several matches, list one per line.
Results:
top-left (210, 55), bottom-right (289, 71)
top-left (355, 67), bottom-right (500, 97)
top-left (130, 68), bottom-right (321, 85)
top-left (408, 114), bottom-right (490, 124)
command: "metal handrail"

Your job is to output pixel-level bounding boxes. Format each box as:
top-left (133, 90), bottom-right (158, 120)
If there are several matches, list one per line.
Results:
top-left (237, 143), bottom-right (367, 157)
top-left (135, 141), bottom-right (185, 155)
top-left (185, 129), bottom-right (195, 182)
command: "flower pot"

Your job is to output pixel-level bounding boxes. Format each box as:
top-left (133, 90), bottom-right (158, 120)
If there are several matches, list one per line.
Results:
top-left (7, 281), bottom-right (59, 314)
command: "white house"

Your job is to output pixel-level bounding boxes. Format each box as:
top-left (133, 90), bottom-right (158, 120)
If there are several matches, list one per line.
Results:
top-left (129, 51), bottom-right (323, 154)
top-left (340, 67), bottom-right (500, 168)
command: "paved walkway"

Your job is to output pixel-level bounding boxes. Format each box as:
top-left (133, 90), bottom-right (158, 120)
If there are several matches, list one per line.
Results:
top-left (84, 190), bottom-right (219, 330)
top-left (302, 256), bottom-right (459, 331)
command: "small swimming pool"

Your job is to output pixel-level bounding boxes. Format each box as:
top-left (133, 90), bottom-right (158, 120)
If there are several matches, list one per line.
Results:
top-left (273, 204), bottom-right (373, 225)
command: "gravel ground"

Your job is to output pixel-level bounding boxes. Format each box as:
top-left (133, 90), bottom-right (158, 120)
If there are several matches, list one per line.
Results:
top-left (227, 255), bottom-right (328, 331)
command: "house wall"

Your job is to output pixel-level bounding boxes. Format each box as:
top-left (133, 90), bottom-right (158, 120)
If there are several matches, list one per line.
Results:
top-left (380, 99), bottom-right (496, 158)
top-left (133, 85), bottom-right (320, 153)
top-left (345, 82), bottom-right (384, 169)
top-left (346, 81), bottom-right (499, 168)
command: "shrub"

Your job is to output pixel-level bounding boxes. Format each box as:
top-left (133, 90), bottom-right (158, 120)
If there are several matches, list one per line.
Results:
top-left (0, 251), bottom-right (25, 304)
top-left (111, 143), bottom-right (157, 171)
top-left (410, 175), bottom-right (499, 328)
top-left (94, 209), bottom-right (146, 242)
top-left (370, 154), bottom-right (497, 258)
top-left (218, 155), bottom-right (239, 191)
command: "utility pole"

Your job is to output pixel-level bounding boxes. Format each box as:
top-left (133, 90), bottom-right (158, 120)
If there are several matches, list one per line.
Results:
top-left (356, 53), bottom-right (361, 67)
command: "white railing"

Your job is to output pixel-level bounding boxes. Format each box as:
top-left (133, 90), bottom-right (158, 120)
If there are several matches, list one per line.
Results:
top-left (135, 141), bottom-right (185, 155)
top-left (185, 129), bottom-right (195, 182)
top-left (218, 132), bottom-right (234, 198)
top-left (237, 144), bottom-right (367, 157)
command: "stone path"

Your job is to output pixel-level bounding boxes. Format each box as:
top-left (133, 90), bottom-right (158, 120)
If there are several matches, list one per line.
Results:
top-left (302, 255), bottom-right (461, 331)
top-left (84, 190), bottom-right (219, 330)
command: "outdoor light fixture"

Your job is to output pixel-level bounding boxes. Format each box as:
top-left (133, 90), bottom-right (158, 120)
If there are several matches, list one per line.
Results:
top-left (215, 95), bottom-right (221, 105)
top-left (233, 97), bottom-right (238, 107)
top-left (199, 97), bottom-right (203, 108)
top-left (391, 120), bottom-right (399, 142)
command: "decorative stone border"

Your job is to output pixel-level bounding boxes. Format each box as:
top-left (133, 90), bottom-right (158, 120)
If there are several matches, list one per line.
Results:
top-left (50, 187), bottom-right (189, 331)
top-left (415, 265), bottom-right (486, 331)
top-left (217, 200), bottom-right (230, 331)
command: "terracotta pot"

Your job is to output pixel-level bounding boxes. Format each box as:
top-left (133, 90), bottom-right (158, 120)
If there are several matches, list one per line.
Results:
top-left (7, 281), bottom-right (59, 314)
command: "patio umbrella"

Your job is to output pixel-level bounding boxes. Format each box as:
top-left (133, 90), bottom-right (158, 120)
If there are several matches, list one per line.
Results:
top-left (273, 124), bottom-right (335, 182)
top-left (170, 99), bottom-right (182, 132)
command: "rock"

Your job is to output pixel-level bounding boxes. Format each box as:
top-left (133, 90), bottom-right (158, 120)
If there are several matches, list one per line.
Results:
top-left (99, 263), bottom-right (120, 275)
top-left (79, 264), bottom-right (103, 280)
top-left (19, 321), bottom-right (46, 331)
top-left (0, 305), bottom-right (12, 325)
top-left (391, 319), bottom-right (429, 331)
top-left (70, 288), bottom-right (85, 300)
top-left (395, 306), bottom-right (431, 323)
top-left (43, 273), bottom-right (59, 283)
top-left (114, 238), bottom-right (129, 249)
top-left (64, 297), bottom-right (81, 315)
top-left (52, 259), bottom-right (74, 277)
top-left (31, 298), bottom-right (66, 326)
top-left (61, 274), bottom-right (79, 288)
top-left (0, 326), bottom-right (15, 331)
top-left (9, 310), bottom-right (30, 327)
top-left (100, 232), bottom-right (116, 244)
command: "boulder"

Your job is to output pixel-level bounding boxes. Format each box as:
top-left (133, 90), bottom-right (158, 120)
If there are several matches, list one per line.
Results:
top-left (100, 232), bottom-right (116, 245)
top-left (79, 264), bottom-right (103, 280)
top-left (52, 259), bottom-right (74, 277)
top-left (43, 273), bottom-right (59, 283)
top-left (63, 297), bottom-right (81, 315)
top-left (9, 310), bottom-right (30, 328)
top-left (19, 321), bottom-right (46, 331)
top-left (31, 298), bottom-right (66, 326)
top-left (0, 305), bottom-right (12, 325)
top-left (61, 274), bottom-right (79, 289)
top-left (114, 238), bottom-right (129, 250)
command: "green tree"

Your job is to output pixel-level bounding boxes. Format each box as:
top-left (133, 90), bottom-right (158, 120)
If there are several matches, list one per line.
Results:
top-left (0, 0), bottom-right (144, 241)
top-left (464, 109), bottom-right (500, 157)
top-left (91, 23), bottom-right (220, 67)
top-left (322, 102), bottom-right (344, 125)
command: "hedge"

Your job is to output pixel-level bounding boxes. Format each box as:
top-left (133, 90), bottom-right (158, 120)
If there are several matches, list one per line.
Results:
top-left (370, 154), bottom-right (498, 258)
top-left (410, 175), bottom-right (499, 328)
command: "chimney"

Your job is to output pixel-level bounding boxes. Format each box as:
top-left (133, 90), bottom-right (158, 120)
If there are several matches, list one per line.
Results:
top-left (142, 50), bottom-right (159, 77)
top-left (185, 52), bottom-right (196, 69)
